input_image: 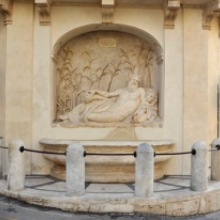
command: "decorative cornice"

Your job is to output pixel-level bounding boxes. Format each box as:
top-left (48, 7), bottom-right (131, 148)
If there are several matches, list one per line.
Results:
top-left (202, 0), bottom-right (220, 31)
top-left (35, 0), bottom-right (52, 26)
top-left (101, 0), bottom-right (115, 24)
top-left (164, 0), bottom-right (180, 29)
top-left (0, 0), bottom-right (13, 25)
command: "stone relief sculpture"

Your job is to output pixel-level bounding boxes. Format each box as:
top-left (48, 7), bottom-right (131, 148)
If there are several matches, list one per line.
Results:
top-left (59, 74), bottom-right (158, 125)
top-left (56, 48), bottom-right (76, 115)
top-left (55, 31), bottom-right (159, 127)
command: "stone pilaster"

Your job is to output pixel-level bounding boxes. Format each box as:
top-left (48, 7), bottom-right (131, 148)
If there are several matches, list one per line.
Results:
top-left (4, 2), bottom-right (34, 174)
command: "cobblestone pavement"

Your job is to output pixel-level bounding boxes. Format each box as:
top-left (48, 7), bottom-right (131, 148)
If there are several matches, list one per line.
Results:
top-left (0, 195), bottom-right (220, 220)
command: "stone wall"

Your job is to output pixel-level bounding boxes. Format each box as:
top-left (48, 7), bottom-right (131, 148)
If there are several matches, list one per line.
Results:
top-left (0, 1), bottom-right (219, 176)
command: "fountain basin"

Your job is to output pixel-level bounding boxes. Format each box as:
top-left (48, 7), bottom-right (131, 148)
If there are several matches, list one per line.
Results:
top-left (40, 139), bottom-right (175, 182)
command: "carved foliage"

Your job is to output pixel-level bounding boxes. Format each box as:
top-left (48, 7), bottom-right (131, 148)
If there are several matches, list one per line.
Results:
top-left (57, 48), bottom-right (75, 115)
top-left (55, 31), bottom-right (158, 126)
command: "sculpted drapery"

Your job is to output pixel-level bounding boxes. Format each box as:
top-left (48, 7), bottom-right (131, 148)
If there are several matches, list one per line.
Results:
top-left (55, 31), bottom-right (159, 127)
top-left (59, 75), bottom-right (158, 126)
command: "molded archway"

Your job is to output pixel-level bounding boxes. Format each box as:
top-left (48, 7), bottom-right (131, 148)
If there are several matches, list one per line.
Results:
top-left (51, 23), bottom-right (164, 123)
top-left (52, 23), bottom-right (164, 64)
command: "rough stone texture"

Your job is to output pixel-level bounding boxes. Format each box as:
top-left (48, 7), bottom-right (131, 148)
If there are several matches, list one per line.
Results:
top-left (166, 199), bottom-right (200, 216)
top-left (210, 190), bottom-right (220, 212)
top-left (7, 139), bottom-right (25, 191)
top-left (1, 175), bottom-right (220, 216)
top-left (134, 201), bottom-right (166, 215)
top-left (211, 138), bottom-right (220, 181)
top-left (199, 193), bottom-right (212, 214)
top-left (191, 141), bottom-right (208, 191)
top-left (66, 142), bottom-right (85, 196)
top-left (135, 143), bottom-right (154, 197)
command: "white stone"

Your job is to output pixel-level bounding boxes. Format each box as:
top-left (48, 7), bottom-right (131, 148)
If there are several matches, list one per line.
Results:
top-left (7, 139), bottom-right (25, 191)
top-left (2, 175), bottom-right (220, 216)
top-left (66, 142), bottom-right (85, 196)
top-left (191, 141), bottom-right (208, 191)
top-left (211, 138), bottom-right (220, 181)
top-left (0, 137), bottom-right (2, 176)
top-left (40, 139), bottom-right (174, 182)
top-left (135, 142), bottom-right (154, 197)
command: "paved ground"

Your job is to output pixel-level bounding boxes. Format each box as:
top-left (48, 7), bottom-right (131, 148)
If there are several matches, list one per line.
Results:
top-left (1, 175), bottom-right (220, 219)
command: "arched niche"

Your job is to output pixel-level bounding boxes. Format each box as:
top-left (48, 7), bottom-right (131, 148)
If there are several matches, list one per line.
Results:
top-left (51, 24), bottom-right (164, 127)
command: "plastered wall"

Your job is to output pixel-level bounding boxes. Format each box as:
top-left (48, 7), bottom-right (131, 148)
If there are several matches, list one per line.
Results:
top-left (0, 14), bottom-right (6, 140)
top-left (0, 3), bottom-right (219, 176)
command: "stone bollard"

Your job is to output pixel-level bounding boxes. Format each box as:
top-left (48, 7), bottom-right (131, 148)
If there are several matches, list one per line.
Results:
top-left (211, 138), bottom-right (220, 181)
top-left (7, 139), bottom-right (25, 191)
top-left (191, 141), bottom-right (208, 191)
top-left (0, 137), bottom-right (2, 177)
top-left (66, 142), bottom-right (85, 197)
top-left (135, 142), bottom-right (154, 197)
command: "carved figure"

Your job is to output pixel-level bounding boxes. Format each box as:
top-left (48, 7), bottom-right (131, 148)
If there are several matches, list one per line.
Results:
top-left (132, 88), bottom-right (158, 124)
top-left (58, 75), bottom-right (158, 125)
top-left (56, 37), bottom-right (155, 116)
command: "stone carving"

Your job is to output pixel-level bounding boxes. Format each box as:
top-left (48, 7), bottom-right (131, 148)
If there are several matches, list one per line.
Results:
top-left (202, 2), bottom-right (220, 33)
top-left (55, 31), bottom-right (159, 127)
top-left (35, 0), bottom-right (52, 26)
top-left (0, 0), bottom-right (12, 25)
top-left (132, 88), bottom-right (158, 124)
top-left (164, 0), bottom-right (180, 29)
top-left (59, 74), bottom-right (158, 125)
top-left (101, 0), bottom-right (115, 23)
